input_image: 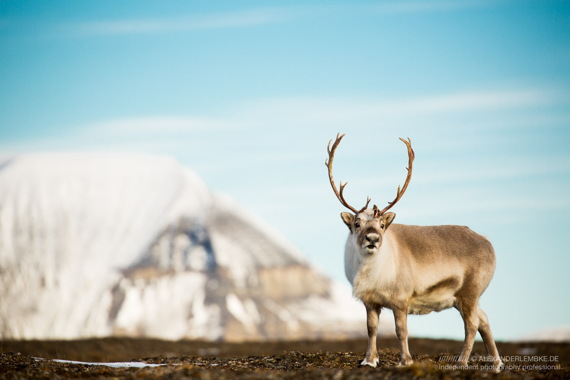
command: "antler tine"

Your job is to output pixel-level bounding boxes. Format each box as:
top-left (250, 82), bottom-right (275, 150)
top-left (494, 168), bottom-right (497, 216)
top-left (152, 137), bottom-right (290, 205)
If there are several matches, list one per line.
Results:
top-left (326, 133), bottom-right (370, 214)
top-left (378, 137), bottom-right (415, 215)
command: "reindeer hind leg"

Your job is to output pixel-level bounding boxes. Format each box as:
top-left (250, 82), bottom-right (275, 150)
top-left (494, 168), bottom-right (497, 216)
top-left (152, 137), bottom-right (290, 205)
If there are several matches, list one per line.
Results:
top-left (477, 307), bottom-right (503, 373)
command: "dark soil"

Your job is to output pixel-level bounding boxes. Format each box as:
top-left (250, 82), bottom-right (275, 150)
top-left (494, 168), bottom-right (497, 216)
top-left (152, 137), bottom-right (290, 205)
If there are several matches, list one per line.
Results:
top-left (1, 337), bottom-right (568, 379)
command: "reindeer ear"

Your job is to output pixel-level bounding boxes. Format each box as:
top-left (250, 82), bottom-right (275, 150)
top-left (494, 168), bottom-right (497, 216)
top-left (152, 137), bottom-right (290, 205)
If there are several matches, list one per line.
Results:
top-left (372, 205), bottom-right (380, 218)
top-left (382, 212), bottom-right (396, 229)
top-left (340, 212), bottom-right (354, 229)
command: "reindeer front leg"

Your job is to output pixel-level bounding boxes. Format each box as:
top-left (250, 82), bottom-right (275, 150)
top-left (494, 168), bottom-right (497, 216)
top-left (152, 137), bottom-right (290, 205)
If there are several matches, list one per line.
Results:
top-left (393, 306), bottom-right (413, 366)
top-left (361, 303), bottom-right (381, 367)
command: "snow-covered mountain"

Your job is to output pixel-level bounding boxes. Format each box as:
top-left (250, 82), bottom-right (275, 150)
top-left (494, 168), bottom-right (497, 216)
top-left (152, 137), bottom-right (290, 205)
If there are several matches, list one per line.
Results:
top-left (0, 153), bottom-right (369, 341)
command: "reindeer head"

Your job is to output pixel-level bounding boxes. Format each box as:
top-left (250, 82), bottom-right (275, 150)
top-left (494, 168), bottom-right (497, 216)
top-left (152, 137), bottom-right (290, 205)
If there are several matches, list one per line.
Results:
top-left (340, 205), bottom-right (396, 254)
top-left (325, 133), bottom-right (414, 254)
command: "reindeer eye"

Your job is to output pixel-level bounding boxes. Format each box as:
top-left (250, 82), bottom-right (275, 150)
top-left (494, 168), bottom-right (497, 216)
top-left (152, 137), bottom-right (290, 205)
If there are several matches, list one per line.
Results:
top-left (354, 222), bottom-right (360, 229)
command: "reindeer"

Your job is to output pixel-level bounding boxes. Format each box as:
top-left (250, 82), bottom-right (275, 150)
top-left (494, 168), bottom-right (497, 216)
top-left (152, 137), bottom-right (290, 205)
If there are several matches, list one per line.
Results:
top-left (325, 133), bottom-right (503, 372)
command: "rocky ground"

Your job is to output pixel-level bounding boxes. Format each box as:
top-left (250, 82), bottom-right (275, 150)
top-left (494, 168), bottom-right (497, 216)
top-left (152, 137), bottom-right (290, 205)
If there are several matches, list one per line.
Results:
top-left (1, 337), bottom-right (568, 379)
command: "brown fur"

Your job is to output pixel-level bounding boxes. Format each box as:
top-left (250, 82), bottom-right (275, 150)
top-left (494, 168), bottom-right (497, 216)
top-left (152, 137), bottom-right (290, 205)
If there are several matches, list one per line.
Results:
top-left (343, 211), bottom-right (502, 372)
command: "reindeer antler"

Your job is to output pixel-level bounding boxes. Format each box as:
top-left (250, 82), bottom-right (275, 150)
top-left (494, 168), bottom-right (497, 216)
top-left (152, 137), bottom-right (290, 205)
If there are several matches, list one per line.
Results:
top-left (325, 133), bottom-right (371, 214)
top-left (378, 137), bottom-right (415, 215)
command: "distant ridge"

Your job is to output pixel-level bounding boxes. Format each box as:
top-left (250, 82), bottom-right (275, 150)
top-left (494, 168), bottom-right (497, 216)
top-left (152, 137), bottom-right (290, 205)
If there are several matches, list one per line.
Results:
top-left (518, 326), bottom-right (570, 342)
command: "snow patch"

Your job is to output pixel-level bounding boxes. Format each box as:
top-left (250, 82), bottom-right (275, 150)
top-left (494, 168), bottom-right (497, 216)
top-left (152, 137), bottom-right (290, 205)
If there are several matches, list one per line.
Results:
top-left (226, 294), bottom-right (260, 333)
top-left (50, 359), bottom-right (169, 368)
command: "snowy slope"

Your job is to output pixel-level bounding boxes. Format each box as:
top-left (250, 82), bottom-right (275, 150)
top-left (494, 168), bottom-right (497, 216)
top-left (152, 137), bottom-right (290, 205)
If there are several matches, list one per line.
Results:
top-left (0, 153), bottom-right (372, 340)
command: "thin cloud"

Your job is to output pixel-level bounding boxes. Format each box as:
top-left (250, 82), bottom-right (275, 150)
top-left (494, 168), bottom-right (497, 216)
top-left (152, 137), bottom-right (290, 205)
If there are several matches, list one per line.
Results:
top-left (400, 193), bottom-right (570, 222)
top-left (71, 9), bottom-right (288, 36)
top-left (2, 87), bottom-right (562, 158)
top-left (238, 88), bottom-right (559, 125)
top-left (351, 156), bottom-right (570, 187)
top-left (60, 1), bottom-right (495, 38)
top-left (82, 116), bottom-right (248, 135)
top-left (384, 89), bottom-right (556, 114)
top-left (373, 0), bottom-right (494, 14)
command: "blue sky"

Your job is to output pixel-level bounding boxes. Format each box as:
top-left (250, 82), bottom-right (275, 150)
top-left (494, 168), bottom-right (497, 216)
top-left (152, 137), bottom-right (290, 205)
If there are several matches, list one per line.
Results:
top-left (1, 0), bottom-right (569, 341)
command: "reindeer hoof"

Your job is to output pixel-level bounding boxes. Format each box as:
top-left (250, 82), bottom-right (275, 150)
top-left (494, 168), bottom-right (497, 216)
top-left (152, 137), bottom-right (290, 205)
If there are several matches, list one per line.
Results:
top-left (360, 358), bottom-right (379, 368)
top-left (492, 360), bottom-right (504, 373)
top-left (397, 358), bottom-right (414, 367)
